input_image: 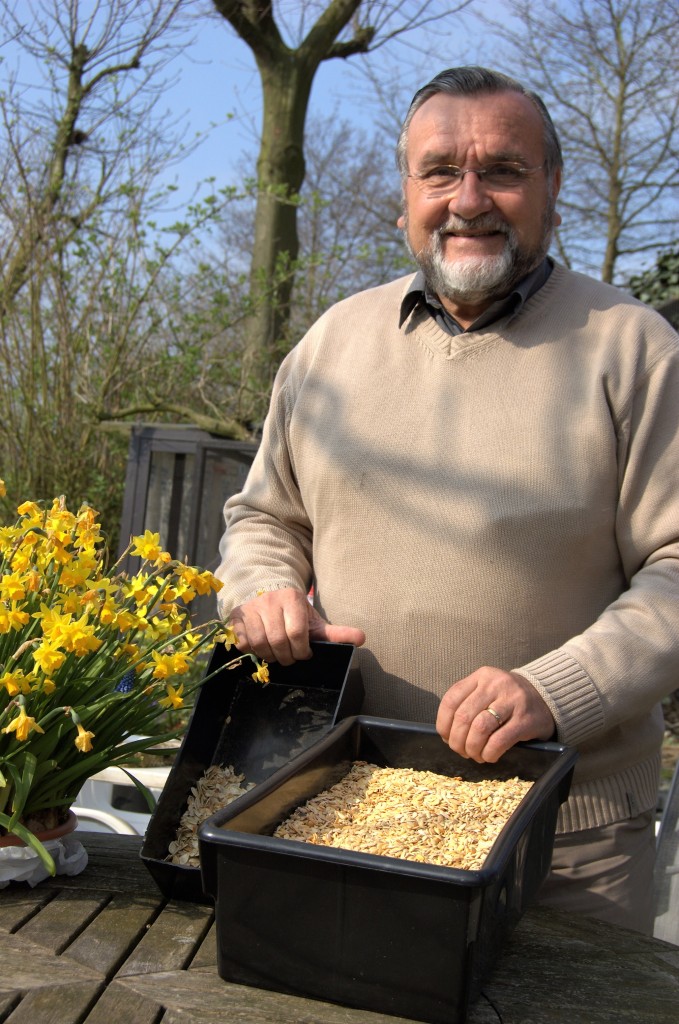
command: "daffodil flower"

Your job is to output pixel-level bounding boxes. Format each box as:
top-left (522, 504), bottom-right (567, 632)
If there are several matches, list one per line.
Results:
top-left (74, 722), bottom-right (95, 753)
top-left (131, 530), bottom-right (164, 562)
top-left (32, 642), bottom-right (66, 674)
top-left (251, 661), bottom-right (270, 686)
top-left (0, 493), bottom-right (223, 861)
top-left (0, 668), bottom-right (31, 696)
top-left (2, 705), bottom-right (45, 742)
top-left (219, 624), bottom-right (239, 650)
top-left (158, 682), bottom-right (184, 710)
top-left (151, 651), bottom-right (174, 679)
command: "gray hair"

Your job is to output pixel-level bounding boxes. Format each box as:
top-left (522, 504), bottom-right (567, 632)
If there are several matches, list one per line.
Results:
top-left (396, 66), bottom-right (563, 180)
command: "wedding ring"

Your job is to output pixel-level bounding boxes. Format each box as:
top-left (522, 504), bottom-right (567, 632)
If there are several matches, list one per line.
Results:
top-left (484, 706), bottom-right (503, 727)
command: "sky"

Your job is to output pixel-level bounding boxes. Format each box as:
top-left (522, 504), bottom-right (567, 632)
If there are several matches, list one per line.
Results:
top-left (0, 0), bottom-right (504, 209)
top-left (153, 1), bottom-right (494, 202)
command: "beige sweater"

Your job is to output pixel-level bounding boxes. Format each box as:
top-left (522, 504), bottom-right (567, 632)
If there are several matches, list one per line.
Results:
top-left (217, 263), bottom-right (679, 833)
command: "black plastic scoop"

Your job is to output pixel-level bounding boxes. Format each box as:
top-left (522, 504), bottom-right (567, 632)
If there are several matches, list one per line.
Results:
top-left (210, 641), bottom-right (363, 783)
top-left (141, 640), bottom-right (363, 901)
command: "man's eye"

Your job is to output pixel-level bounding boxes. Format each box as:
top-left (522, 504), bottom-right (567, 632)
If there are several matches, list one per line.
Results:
top-left (486, 165), bottom-right (523, 181)
top-left (426, 166), bottom-right (460, 180)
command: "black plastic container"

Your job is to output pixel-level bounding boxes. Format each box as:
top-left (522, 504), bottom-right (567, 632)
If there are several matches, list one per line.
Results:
top-left (200, 715), bottom-right (577, 1024)
top-left (141, 640), bottom-right (363, 902)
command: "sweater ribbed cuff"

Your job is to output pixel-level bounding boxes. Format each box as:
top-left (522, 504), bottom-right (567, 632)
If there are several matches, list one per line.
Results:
top-left (516, 648), bottom-right (604, 747)
top-left (217, 581), bottom-right (305, 620)
top-left (556, 753), bottom-right (661, 833)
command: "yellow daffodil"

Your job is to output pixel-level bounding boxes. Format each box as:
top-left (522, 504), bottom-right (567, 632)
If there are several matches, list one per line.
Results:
top-left (33, 603), bottom-right (72, 634)
top-left (151, 651), bottom-right (174, 679)
top-left (251, 661), bottom-right (270, 685)
top-left (219, 624), bottom-right (239, 650)
top-left (171, 652), bottom-right (190, 674)
top-left (177, 565), bottom-right (222, 597)
top-left (4, 598), bottom-right (29, 630)
top-left (0, 668), bottom-right (31, 696)
top-left (32, 642), bottom-right (67, 674)
top-left (16, 500), bottom-right (42, 521)
top-left (0, 572), bottom-right (26, 602)
top-left (115, 608), bottom-right (142, 633)
top-left (158, 682), bottom-right (184, 710)
top-left (74, 722), bottom-right (95, 753)
top-left (2, 705), bottom-right (44, 742)
top-left (0, 493), bottom-right (235, 849)
top-left (58, 614), bottom-right (104, 656)
top-left (131, 530), bottom-right (165, 562)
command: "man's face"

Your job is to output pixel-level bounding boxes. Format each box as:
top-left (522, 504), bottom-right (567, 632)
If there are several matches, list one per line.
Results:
top-left (401, 90), bottom-right (561, 322)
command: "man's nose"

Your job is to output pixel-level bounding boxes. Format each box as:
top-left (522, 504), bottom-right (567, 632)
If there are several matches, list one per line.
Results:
top-left (447, 171), bottom-right (494, 218)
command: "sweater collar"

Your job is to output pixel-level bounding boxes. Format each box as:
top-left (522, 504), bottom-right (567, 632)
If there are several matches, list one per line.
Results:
top-left (399, 258), bottom-right (553, 334)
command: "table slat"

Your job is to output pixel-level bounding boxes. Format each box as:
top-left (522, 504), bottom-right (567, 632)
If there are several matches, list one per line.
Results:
top-left (0, 930), bottom-right (102, 989)
top-left (2, 982), bottom-right (101, 1024)
top-left (17, 890), bottom-right (110, 956)
top-left (0, 888), bottom-right (54, 933)
top-left (115, 970), bottom-right (418, 1024)
top-left (77, 980), bottom-right (162, 1024)
top-left (63, 894), bottom-right (159, 977)
top-left (188, 919), bottom-right (218, 970)
top-left (117, 900), bottom-right (214, 977)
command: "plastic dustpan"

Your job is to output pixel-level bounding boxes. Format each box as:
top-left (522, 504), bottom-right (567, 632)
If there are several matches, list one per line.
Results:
top-left (206, 640), bottom-right (363, 783)
top-left (141, 640), bottom-right (363, 901)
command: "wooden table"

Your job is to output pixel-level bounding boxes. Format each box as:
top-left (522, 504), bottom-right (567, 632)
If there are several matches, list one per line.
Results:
top-left (1, 832), bottom-right (678, 1024)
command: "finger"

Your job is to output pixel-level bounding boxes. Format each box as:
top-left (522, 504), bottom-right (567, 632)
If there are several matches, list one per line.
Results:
top-left (308, 617), bottom-right (366, 648)
top-left (228, 590), bottom-right (309, 666)
top-left (462, 705), bottom-right (511, 763)
top-left (228, 608), bottom-right (279, 665)
top-left (258, 593), bottom-right (311, 665)
top-left (435, 677), bottom-right (478, 741)
top-left (445, 696), bottom-right (503, 761)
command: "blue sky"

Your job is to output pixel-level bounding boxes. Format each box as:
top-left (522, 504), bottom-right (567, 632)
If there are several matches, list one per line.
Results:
top-left (156, 2), bottom-right (493, 200)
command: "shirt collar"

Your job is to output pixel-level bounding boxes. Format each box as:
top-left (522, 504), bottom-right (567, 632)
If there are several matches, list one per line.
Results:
top-left (399, 258), bottom-right (553, 334)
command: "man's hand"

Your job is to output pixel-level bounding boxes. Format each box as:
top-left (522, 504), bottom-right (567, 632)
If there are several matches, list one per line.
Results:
top-left (228, 587), bottom-right (366, 666)
top-left (436, 666), bottom-right (555, 763)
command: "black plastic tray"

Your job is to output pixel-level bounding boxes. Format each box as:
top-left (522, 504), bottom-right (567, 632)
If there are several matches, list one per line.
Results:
top-left (199, 715), bottom-right (577, 1024)
top-left (141, 640), bottom-right (363, 902)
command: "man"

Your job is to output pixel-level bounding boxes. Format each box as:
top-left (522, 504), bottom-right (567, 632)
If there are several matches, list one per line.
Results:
top-left (216, 67), bottom-right (679, 934)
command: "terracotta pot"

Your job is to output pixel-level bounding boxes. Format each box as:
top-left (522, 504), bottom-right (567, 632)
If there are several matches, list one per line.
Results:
top-left (0, 809), bottom-right (78, 848)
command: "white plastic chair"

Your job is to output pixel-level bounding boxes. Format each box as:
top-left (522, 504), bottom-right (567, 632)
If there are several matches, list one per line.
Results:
top-left (74, 764), bottom-right (172, 837)
top-left (74, 807), bottom-right (138, 835)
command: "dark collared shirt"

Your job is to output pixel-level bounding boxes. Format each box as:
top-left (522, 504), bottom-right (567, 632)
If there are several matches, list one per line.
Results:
top-left (399, 258), bottom-right (553, 334)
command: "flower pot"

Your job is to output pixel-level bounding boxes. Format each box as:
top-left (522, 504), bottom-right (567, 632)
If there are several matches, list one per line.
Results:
top-left (0, 810), bottom-right (87, 888)
top-left (0, 808), bottom-right (79, 848)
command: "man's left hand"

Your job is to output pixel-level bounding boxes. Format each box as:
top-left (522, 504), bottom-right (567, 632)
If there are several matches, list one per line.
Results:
top-left (436, 666), bottom-right (555, 763)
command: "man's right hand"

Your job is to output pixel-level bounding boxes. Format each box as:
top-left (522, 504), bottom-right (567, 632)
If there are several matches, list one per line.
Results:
top-left (228, 587), bottom-right (366, 666)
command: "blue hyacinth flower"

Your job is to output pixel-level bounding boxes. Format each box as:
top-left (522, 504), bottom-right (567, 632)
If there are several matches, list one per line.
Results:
top-left (115, 669), bottom-right (136, 693)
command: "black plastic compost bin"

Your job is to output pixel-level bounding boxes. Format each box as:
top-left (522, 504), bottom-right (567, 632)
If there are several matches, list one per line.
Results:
top-left (199, 715), bottom-right (577, 1024)
top-left (141, 640), bottom-right (363, 902)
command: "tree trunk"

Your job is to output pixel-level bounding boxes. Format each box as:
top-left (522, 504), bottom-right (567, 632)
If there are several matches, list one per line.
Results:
top-left (211, 0), bottom-right (370, 424)
top-left (239, 56), bottom-right (313, 420)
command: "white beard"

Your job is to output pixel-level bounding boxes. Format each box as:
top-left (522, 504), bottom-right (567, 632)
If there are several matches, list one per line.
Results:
top-left (404, 210), bottom-right (554, 307)
top-left (427, 242), bottom-right (516, 304)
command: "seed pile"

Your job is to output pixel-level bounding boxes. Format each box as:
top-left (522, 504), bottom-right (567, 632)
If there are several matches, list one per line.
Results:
top-left (167, 764), bottom-right (254, 866)
top-left (273, 761), bottom-right (533, 871)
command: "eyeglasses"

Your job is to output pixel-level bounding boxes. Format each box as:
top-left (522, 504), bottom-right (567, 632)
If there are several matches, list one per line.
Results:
top-left (408, 161), bottom-right (546, 197)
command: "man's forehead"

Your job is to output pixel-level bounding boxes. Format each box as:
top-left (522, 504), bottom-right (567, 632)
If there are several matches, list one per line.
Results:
top-left (407, 90), bottom-right (544, 154)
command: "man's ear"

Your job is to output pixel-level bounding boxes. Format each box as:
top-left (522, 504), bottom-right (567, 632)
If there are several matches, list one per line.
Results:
top-left (397, 214), bottom-right (405, 229)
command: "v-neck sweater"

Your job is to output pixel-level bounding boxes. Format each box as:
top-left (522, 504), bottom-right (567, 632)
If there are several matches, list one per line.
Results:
top-left (217, 262), bottom-right (679, 833)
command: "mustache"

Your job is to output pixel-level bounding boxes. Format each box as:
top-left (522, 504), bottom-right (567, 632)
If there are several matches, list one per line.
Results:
top-left (437, 214), bottom-right (511, 237)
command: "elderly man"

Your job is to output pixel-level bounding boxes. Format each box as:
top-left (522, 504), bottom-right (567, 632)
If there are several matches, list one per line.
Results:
top-left (216, 67), bottom-right (679, 934)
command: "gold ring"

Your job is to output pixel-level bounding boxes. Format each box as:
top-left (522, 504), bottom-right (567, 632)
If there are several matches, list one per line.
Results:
top-left (484, 706), bottom-right (503, 727)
